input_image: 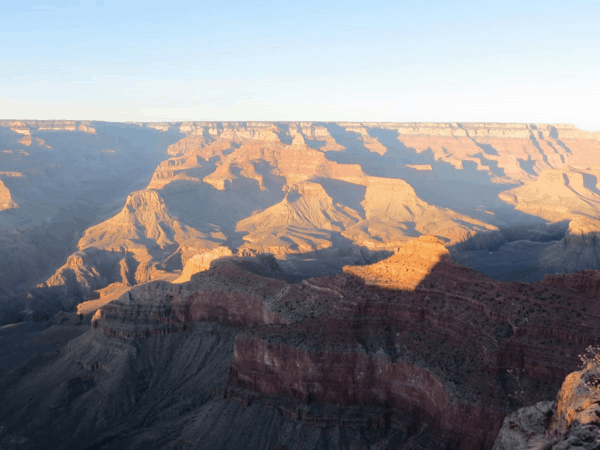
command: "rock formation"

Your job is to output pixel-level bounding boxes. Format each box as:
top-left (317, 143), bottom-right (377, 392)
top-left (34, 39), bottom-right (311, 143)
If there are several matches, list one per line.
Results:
top-left (3, 120), bottom-right (600, 321)
top-left (499, 168), bottom-right (600, 224)
top-left (493, 352), bottom-right (600, 450)
top-left (0, 179), bottom-right (17, 211)
top-left (4, 120), bottom-right (600, 449)
top-left (33, 237), bottom-right (587, 449)
top-left (343, 234), bottom-right (450, 289)
top-left (3, 235), bottom-right (600, 448)
top-left (32, 189), bottom-right (222, 311)
top-left (174, 246), bottom-right (234, 283)
top-left (0, 120), bottom-right (184, 318)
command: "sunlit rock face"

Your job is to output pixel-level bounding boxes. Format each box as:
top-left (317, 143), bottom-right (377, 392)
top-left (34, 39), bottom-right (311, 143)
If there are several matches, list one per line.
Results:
top-left (173, 246), bottom-right (234, 283)
top-left (0, 120), bottom-right (184, 320)
top-left (493, 360), bottom-right (600, 450)
top-left (0, 179), bottom-right (17, 211)
top-left (343, 235), bottom-right (450, 289)
top-left (11, 120), bottom-right (598, 318)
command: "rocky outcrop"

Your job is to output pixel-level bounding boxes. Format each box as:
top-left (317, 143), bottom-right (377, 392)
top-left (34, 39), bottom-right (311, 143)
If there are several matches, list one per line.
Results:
top-left (493, 357), bottom-right (600, 449)
top-left (491, 401), bottom-right (556, 450)
top-left (20, 121), bottom-right (600, 316)
top-left (0, 179), bottom-right (17, 211)
top-left (343, 235), bottom-right (450, 289)
top-left (499, 168), bottom-right (600, 223)
top-left (0, 120), bottom-right (186, 318)
top-left (224, 264), bottom-right (600, 448)
top-left (33, 248), bottom-right (138, 311)
top-left (4, 232), bottom-right (600, 449)
top-left (499, 169), bottom-right (600, 273)
top-left (36, 189), bottom-right (219, 308)
top-left (4, 120), bottom-right (600, 449)
top-left (91, 260), bottom-right (292, 339)
top-left (174, 246), bottom-right (234, 283)
top-left (534, 220), bottom-right (600, 275)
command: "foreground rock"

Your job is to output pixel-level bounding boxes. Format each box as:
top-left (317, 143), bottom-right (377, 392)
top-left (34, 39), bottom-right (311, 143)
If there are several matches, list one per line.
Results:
top-left (493, 354), bottom-right (600, 450)
top-left (3, 236), bottom-right (600, 449)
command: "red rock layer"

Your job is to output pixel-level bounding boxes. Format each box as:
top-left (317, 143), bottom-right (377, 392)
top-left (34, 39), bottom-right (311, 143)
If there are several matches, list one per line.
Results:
top-left (225, 242), bottom-right (600, 448)
top-left (543, 270), bottom-right (600, 298)
top-left (228, 339), bottom-right (505, 449)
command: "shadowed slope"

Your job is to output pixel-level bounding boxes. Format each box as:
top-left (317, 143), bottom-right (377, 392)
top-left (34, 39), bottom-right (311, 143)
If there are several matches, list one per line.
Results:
top-left (5, 235), bottom-right (600, 449)
top-left (34, 190), bottom-right (218, 312)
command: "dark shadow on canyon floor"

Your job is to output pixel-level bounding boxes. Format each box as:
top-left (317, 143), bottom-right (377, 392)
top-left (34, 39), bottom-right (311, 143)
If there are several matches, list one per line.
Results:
top-left (450, 221), bottom-right (600, 283)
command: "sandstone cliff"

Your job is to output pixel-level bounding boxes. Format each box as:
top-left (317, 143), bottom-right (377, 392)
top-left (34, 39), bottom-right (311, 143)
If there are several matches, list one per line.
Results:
top-left (499, 168), bottom-right (600, 223)
top-left (174, 246), bottom-right (234, 283)
top-left (35, 189), bottom-right (220, 310)
top-left (0, 120), bottom-right (184, 316)
top-left (3, 120), bottom-right (600, 450)
top-left (497, 168), bottom-right (600, 273)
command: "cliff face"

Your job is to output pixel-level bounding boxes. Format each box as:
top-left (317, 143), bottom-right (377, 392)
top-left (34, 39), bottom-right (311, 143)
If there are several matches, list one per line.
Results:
top-left (4, 121), bottom-right (600, 446)
top-left (225, 246), bottom-right (600, 449)
top-left (174, 246), bottom-right (234, 283)
top-left (79, 236), bottom-right (600, 449)
top-left (30, 189), bottom-right (217, 311)
top-left (499, 168), bottom-right (600, 223)
top-left (91, 263), bottom-right (291, 340)
top-left (0, 120), bottom-right (182, 229)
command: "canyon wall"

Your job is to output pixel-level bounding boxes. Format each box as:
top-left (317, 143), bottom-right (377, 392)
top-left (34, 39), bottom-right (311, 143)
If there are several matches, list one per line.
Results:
top-left (1, 121), bottom-right (600, 448)
top-left (80, 237), bottom-right (600, 449)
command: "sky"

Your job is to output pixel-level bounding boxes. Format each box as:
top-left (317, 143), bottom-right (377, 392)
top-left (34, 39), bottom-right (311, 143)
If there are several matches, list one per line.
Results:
top-left (1, 0), bottom-right (599, 130)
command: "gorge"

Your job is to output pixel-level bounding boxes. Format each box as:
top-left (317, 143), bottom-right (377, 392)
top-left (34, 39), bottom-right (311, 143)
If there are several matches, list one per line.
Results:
top-left (1, 121), bottom-right (600, 449)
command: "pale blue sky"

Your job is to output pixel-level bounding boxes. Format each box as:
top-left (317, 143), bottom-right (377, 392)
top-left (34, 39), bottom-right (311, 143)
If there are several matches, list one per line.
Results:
top-left (1, 0), bottom-right (599, 130)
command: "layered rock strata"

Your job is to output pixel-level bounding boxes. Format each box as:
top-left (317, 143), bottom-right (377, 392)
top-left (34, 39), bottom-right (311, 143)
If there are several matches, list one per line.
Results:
top-left (88, 236), bottom-right (600, 449)
top-left (23, 121), bottom-right (600, 319)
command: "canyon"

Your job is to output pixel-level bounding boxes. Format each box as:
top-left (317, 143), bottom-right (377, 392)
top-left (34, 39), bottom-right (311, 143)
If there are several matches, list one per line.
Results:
top-left (1, 121), bottom-right (600, 449)
top-left (2, 120), bottom-right (600, 321)
top-left (2, 236), bottom-right (600, 449)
